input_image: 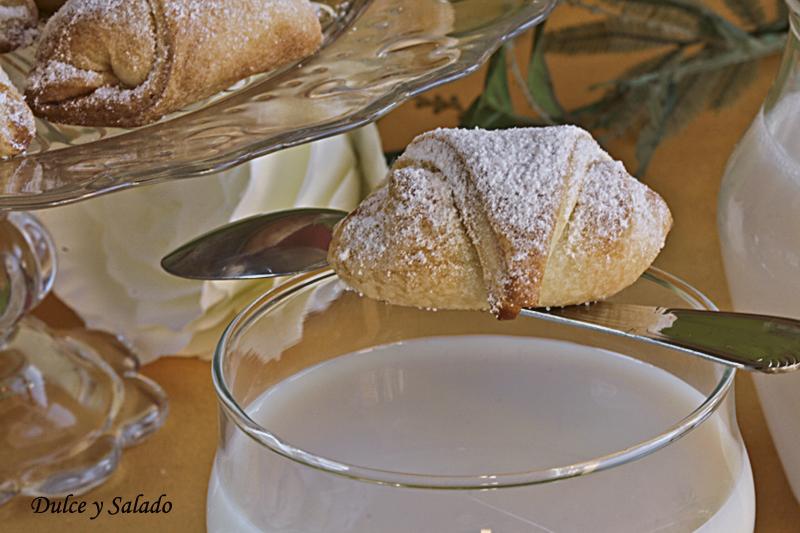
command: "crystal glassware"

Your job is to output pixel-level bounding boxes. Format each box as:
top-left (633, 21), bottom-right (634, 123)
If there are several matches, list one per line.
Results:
top-left (208, 267), bottom-right (754, 532)
top-left (0, 213), bottom-right (167, 505)
top-left (0, 0), bottom-right (556, 209)
top-left (718, 0), bottom-right (800, 502)
top-left (0, 0), bottom-right (558, 508)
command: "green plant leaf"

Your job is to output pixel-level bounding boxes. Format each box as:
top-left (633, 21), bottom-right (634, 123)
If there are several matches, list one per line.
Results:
top-left (636, 78), bottom-right (678, 175)
top-left (527, 23), bottom-right (564, 121)
top-left (460, 47), bottom-right (536, 129)
top-left (708, 59), bottom-right (759, 109)
top-left (577, 49), bottom-right (681, 138)
top-left (664, 72), bottom-right (709, 137)
top-left (650, 48), bottom-right (721, 136)
top-left (481, 47), bottom-right (514, 112)
top-left (545, 18), bottom-right (692, 55)
top-left (459, 0), bottom-right (787, 174)
top-left (461, 99), bottom-right (531, 129)
top-left (415, 94), bottom-right (464, 114)
top-left (777, 0), bottom-right (788, 19)
top-left (604, 32), bottom-right (784, 89)
top-left (602, 0), bottom-right (757, 48)
top-left (597, 0), bottom-right (704, 41)
top-left (723, 0), bottom-right (766, 26)
top-left (596, 87), bottom-right (650, 138)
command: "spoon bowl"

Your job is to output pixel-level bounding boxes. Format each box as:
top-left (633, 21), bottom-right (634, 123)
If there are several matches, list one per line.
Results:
top-left (161, 208), bottom-right (346, 280)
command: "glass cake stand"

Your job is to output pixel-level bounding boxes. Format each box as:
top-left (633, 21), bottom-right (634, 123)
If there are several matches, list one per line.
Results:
top-left (0, 0), bottom-right (557, 506)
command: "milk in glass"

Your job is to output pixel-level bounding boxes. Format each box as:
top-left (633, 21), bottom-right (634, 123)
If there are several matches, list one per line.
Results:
top-left (208, 336), bottom-right (754, 532)
top-left (718, 0), bottom-right (800, 500)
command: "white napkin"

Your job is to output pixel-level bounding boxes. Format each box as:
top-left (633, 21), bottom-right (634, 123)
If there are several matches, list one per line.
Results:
top-left (37, 125), bottom-right (387, 363)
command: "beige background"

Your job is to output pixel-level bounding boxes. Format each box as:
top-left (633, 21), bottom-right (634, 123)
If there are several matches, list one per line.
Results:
top-left (3, 3), bottom-right (800, 531)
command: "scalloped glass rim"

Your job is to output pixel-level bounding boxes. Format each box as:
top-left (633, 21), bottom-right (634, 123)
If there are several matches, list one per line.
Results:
top-left (0, 0), bottom-right (557, 210)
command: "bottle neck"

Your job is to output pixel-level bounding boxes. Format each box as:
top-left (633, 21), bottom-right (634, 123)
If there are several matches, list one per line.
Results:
top-left (764, 2), bottom-right (800, 115)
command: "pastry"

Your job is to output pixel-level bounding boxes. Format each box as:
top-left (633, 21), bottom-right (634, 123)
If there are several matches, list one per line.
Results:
top-left (328, 126), bottom-right (672, 319)
top-left (0, 65), bottom-right (35, 156)
top-left (0, 0), bottom-right (37, 52)
top-left (25, 0), bottom-right (323, 127)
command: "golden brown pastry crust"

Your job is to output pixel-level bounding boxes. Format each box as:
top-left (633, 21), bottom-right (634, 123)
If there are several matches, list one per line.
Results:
top-left (25, 0), bottom-right (322, 126)
top-left (0, 0), bottom-right (37, 52)
top-left (0, 66), bottom-right (35, 157)
top-left (329, 126), bottom-right (672, 319)
top-left (331, 165), bottom-right (488, 312)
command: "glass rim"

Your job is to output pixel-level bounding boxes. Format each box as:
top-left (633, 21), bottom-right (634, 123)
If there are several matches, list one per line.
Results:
top-left (212, 267), bottom-right (735, 490)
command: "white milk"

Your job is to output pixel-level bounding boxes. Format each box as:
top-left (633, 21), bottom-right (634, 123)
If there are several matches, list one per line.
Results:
top-left (718, 94), bottom-right (800, 500)
top-left (719, 96), bottom-right (800, 319)
top-left (208, 336), bottom-right (753, 532)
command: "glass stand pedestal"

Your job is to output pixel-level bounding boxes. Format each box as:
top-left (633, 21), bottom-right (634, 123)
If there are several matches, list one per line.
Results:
top-left (0, 212), bottom-right (167, 506)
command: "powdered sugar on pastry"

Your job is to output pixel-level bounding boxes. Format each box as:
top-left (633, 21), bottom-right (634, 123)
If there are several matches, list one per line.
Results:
top-left (0, 66), bottom-right (36, 157)
top-left (26, 0), bottom-right (322, 126)
top-left (398, 126), bottom-right (612, 316)
top-left (538, 158), bottom-right (672, 307)
top-left (0, 0), bottom-right (38, 52)
top-left (0, 5), bottom-right (29, 18)
top-left (333, 165), bottom-right (487, 310)
top-left (27, 61), bottom-right (107, 93)
top-left (329, 126), bottom-right (672, 318)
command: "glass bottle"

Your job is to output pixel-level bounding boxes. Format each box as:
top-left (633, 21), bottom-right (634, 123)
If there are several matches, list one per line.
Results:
top-left (718, 0), bottom-right (800, 501)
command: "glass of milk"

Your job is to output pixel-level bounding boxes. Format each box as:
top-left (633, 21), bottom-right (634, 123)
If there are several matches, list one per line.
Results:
top-left (208, 267), bottom-right (753, 532)
top-left (718, 0), bottom-right (800, 502)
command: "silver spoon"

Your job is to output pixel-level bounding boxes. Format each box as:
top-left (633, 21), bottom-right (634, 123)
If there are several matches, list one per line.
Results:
top-left (162, 208), bottom-right (800, 374)
top-left (162, 208), bottom-right (345, 280)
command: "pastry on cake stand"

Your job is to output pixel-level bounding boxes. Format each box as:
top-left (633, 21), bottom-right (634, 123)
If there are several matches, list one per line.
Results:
top-left (0, 0), bottom-right (557, 505)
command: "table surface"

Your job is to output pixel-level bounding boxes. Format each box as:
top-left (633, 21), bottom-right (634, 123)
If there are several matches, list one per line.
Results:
top-left (4, 4), bottom-right (800, 532)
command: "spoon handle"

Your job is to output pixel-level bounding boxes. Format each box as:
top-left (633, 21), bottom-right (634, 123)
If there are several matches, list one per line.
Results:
top-left (522, 304), bottom-right (800, 373)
